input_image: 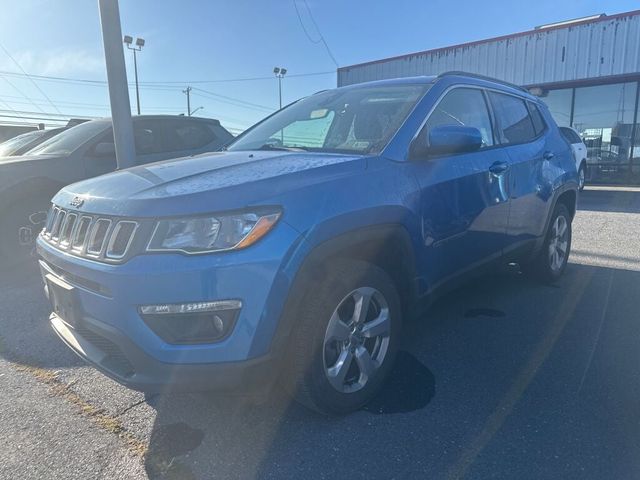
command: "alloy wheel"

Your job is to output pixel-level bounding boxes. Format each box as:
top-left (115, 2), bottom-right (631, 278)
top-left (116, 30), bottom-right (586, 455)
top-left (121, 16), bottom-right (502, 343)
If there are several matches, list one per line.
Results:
top-left (322, 287), bottom-right (391, 393)
top-left (548, 215), bottom-right (569, 272)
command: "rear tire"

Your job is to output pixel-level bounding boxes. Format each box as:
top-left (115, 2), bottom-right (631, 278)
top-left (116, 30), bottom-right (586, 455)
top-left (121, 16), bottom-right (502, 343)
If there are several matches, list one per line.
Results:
top-left (286, 260), bottom-right (402, 415)
top-left (525, 203), bottom-right (572, 283)
top-left (578, 163), bottom-right (586, 191)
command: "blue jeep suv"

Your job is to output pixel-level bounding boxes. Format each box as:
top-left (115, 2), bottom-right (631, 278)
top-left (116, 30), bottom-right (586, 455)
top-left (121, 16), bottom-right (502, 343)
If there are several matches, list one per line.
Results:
top-left (36, 73), bottom-right (578, 414)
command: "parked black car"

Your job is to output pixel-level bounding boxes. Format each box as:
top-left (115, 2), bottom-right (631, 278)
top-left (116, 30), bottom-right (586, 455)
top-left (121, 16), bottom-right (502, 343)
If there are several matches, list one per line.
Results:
top-left (0, 115), bottom-right (234, 264)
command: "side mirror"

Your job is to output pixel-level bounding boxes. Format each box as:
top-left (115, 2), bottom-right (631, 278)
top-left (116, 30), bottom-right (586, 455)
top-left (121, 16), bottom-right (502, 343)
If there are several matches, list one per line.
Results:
top-left (92, 142), bottom-right (115, 157)
top-left (411, 125), bottom-right (483, 158)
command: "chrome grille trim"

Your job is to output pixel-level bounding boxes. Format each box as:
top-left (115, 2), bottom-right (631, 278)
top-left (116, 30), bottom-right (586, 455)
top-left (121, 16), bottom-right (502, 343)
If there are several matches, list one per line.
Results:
top-left (106, 221), bottom-right (139, 259)
top-left (40, 206), bottom-right (138, 263)
top-left (86, 219), bottom-right (112, 257)
top-left (59, 213), bottom-right (77, 248)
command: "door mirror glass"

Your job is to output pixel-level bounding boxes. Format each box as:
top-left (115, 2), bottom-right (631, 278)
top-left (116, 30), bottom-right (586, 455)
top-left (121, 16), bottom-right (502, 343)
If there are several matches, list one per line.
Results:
top-left (92, 142), bottom-right (115, 157)
top-left (413, 125), bottom-right (483, 157)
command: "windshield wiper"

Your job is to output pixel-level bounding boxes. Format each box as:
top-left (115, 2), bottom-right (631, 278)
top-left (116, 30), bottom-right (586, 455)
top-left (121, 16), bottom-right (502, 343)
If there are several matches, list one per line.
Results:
top-left (256, 143), bottom-right (308, 152)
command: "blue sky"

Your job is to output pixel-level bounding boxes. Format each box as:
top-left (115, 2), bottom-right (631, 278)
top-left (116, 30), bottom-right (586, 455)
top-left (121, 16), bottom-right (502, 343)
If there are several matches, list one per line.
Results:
top-left (0, 0), bottom-right (637, 134)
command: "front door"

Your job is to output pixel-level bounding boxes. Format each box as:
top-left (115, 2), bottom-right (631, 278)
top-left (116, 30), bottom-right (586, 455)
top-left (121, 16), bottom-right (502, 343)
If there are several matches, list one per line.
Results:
top-left (410, 86), bottom-right (511, 289)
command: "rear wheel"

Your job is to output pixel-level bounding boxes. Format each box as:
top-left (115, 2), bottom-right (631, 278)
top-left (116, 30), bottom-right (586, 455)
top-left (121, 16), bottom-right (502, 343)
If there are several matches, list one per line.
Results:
top-left (578, 163), bottom-right (586, 191)
top-left (525, 203), bottom-right (572, 283)
top-left (287, 260), bottom-right (402, 415)
top-left (0, 197), bottom-right (50, 268)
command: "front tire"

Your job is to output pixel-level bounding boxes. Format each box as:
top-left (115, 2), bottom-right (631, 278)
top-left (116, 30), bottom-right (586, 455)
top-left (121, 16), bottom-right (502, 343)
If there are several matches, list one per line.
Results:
top-left (526, 203), bottom-right (572, 283)
top-left (287, 260), bottom-right (402, 415)
top-left (0, 197), bottom-right (49, 268)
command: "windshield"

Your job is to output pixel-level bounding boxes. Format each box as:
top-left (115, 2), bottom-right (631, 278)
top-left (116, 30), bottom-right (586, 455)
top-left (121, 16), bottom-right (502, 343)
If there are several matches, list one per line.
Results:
top-left (227, 83), bottom-right (430, 155)
top-left (29, 120), bottom-right (110, 156)
top-left (0, 131), bottom-right (44, 156)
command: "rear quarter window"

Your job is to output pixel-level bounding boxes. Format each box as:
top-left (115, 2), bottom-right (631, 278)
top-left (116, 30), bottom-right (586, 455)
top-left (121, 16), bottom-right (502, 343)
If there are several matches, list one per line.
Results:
top-left (164, 120), bottom-right (217, 152)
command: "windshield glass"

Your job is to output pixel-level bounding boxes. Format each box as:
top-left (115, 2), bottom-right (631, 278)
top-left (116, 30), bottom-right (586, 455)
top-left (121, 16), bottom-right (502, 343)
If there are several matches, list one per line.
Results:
top-left (227, 83), bottom-right (430, 154)
top-left (0, 131), bottom-right (44, 156)
top-left (29, 120), bottom-right (109, 156)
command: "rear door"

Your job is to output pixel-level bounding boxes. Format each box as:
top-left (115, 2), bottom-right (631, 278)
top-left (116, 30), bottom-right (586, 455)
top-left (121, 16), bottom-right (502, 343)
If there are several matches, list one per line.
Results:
top-left (410, 86), bottom-right (512, 286)
top-left (488, 92), bottom-right (551, 255)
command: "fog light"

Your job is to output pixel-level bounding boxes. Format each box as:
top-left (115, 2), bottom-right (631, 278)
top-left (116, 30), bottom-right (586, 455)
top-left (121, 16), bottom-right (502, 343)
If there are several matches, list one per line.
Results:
top-left (139, 300), bottom-right (241, 344)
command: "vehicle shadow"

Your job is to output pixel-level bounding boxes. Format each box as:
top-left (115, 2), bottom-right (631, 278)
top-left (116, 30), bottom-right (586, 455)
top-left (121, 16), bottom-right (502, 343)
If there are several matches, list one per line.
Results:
top-left (140, 261), bottom-right (639, 480)
top-left (0, 261), bottom-right (84, 369)
top-left (578, 187), bottom-right (640, 214)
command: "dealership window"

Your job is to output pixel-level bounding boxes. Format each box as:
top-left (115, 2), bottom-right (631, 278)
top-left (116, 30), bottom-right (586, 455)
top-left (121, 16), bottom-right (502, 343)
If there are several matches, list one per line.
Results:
top-left (542, 88), bottom-right (572, 127)
top-left (572, 82), bottom-right (637, 184)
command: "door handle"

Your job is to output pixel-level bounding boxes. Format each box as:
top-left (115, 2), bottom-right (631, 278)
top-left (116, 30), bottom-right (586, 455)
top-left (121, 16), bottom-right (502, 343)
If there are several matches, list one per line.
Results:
top-left (489, 161), bottom-right (510, 176)
top-left (543, 151), bottom-right (555, 160)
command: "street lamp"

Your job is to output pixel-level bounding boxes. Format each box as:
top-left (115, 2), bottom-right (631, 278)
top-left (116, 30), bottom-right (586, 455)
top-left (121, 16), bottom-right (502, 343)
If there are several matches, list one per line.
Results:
top-left (273, 67), bottom-right (287, 110)
top-left (124, 35), bottom-right (145, 114)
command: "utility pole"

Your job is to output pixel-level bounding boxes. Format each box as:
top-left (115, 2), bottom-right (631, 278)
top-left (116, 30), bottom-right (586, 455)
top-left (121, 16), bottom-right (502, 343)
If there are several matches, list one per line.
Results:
top-left (98, 0), bottom-right (135, 169)
top-left (182, 86), bottom-right (202, 116)
top-left (183, 86), bottom-right (191, 116)
top-left (123, 35), bottom-right (145, 115)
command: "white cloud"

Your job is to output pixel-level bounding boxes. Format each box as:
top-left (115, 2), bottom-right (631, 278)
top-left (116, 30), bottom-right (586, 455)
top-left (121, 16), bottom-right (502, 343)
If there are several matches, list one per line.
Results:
top-left (0, 49), bottom-right (105, 77)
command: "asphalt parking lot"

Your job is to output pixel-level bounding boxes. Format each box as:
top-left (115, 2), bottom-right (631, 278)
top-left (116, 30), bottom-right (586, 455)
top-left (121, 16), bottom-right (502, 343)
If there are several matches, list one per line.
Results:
top-left (2, 186), bottom-right (640, 480)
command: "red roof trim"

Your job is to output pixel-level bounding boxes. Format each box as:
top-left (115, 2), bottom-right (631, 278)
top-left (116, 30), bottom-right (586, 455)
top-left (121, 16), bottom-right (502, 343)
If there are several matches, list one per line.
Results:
top-left (338, 9), bottom-right (640, 72)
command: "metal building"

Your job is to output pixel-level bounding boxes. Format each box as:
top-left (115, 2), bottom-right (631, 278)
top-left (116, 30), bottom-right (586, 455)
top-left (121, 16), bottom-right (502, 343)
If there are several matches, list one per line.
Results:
top-left (338, 10), bottom-right (640, 185)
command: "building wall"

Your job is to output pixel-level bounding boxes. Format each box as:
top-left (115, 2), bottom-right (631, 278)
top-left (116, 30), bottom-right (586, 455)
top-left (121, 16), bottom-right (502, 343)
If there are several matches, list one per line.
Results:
top-left (337, 11), bottom-right (640, 88)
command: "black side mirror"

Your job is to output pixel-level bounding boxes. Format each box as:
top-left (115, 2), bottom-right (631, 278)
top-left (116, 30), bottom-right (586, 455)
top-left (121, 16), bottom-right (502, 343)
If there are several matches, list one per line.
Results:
top-left (92, 142), bottom-right (115, 157)
top-left (411, 125), bottom-right (483, 158)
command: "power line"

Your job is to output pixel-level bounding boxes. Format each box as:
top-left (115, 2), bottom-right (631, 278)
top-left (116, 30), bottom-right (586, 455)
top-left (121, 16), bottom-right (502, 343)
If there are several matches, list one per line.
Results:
top-left (0, 108), bottom-right (99, 119)
top-left (293, 0), bottom-right (339, 67)
top-left (191, 88), bottom-right (274, 112)
top-left (0, 41), bottom-right (63, 114)
top-left (0, 75), bottom-right (47, 114)
top-left (0, 69), bottom-right (335, 87)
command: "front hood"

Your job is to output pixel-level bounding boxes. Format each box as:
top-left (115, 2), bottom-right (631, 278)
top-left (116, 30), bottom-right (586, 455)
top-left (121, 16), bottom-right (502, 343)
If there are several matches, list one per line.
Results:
top-left (54, 150), bottom-right (366, 217)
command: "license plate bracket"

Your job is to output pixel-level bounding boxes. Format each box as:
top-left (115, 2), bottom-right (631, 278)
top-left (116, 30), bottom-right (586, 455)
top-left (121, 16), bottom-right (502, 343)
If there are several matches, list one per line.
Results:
top-left (46, 274), bottom-right (81, 327)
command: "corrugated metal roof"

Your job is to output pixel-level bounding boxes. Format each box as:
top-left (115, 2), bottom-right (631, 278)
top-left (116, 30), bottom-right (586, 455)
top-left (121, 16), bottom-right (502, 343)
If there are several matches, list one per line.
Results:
top-left (338, 10), bottom-right (640, 87)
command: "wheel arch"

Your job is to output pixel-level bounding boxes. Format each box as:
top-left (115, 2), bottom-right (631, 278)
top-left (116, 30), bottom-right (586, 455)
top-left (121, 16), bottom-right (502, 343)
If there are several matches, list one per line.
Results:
top-left (272, 224), bottom-right (419, 353)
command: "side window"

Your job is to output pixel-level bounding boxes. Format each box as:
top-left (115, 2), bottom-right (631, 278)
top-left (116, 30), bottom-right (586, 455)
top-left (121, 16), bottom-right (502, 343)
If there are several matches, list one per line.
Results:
top-left (570, 129), bottom-right (582, 144)
top-left (164, 120), bottom-right (216, 152)
top-left (133, 119), bottom-right (165, 155)
top-left (424, 88), bottom-right (494, 148)
top-left (489, 92), bottom-right (537, 144)
top-left (527, 101), bottom-right (546, 135)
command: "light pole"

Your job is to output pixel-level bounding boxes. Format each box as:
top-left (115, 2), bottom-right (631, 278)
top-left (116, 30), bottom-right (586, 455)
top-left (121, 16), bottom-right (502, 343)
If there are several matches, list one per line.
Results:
top-left (273, 67), bottom-right (287, 110)
top-left (123, 35), bottom-right (145, 115)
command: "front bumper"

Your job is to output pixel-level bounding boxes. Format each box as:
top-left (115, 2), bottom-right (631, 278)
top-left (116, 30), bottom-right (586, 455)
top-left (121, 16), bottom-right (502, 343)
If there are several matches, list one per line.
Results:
top-left (49, 311), bottom-right (275, 393)
top-left (36, 220), bottom-right (301, 392)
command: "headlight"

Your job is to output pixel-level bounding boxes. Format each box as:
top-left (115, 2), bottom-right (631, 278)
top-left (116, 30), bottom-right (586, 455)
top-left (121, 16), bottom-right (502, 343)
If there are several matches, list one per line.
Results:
top-left (147, 210), bottom-right (281, 254)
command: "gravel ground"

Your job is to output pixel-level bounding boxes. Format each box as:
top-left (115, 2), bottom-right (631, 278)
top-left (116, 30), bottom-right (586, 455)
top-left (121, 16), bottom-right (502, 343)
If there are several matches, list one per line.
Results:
top-left (1, 186), bottom-right (639, 480)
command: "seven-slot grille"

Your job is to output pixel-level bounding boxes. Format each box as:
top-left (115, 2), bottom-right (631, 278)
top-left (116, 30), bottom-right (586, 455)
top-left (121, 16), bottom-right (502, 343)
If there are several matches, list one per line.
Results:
top-left (42, 206), bottom-right (138, 261)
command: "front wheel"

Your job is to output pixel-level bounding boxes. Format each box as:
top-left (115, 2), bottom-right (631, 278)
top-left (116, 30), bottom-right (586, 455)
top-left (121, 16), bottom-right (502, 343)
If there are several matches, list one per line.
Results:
top-left (287, 260), bottom-right (402, 415)
top-left (525, 203), bottom-right (572, 283)
top-left (0, 197), bottom-right (50, 268)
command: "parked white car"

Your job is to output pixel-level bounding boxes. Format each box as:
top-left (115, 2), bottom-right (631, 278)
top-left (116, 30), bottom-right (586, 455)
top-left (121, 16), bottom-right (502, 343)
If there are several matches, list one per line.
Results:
top-left (559, 126), bottom-right (587, 191)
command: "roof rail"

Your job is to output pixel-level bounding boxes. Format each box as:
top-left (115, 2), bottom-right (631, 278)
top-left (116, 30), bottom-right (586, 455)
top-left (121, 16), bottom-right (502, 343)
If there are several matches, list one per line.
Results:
top-left (437, 71), bottom-right (529, 93)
